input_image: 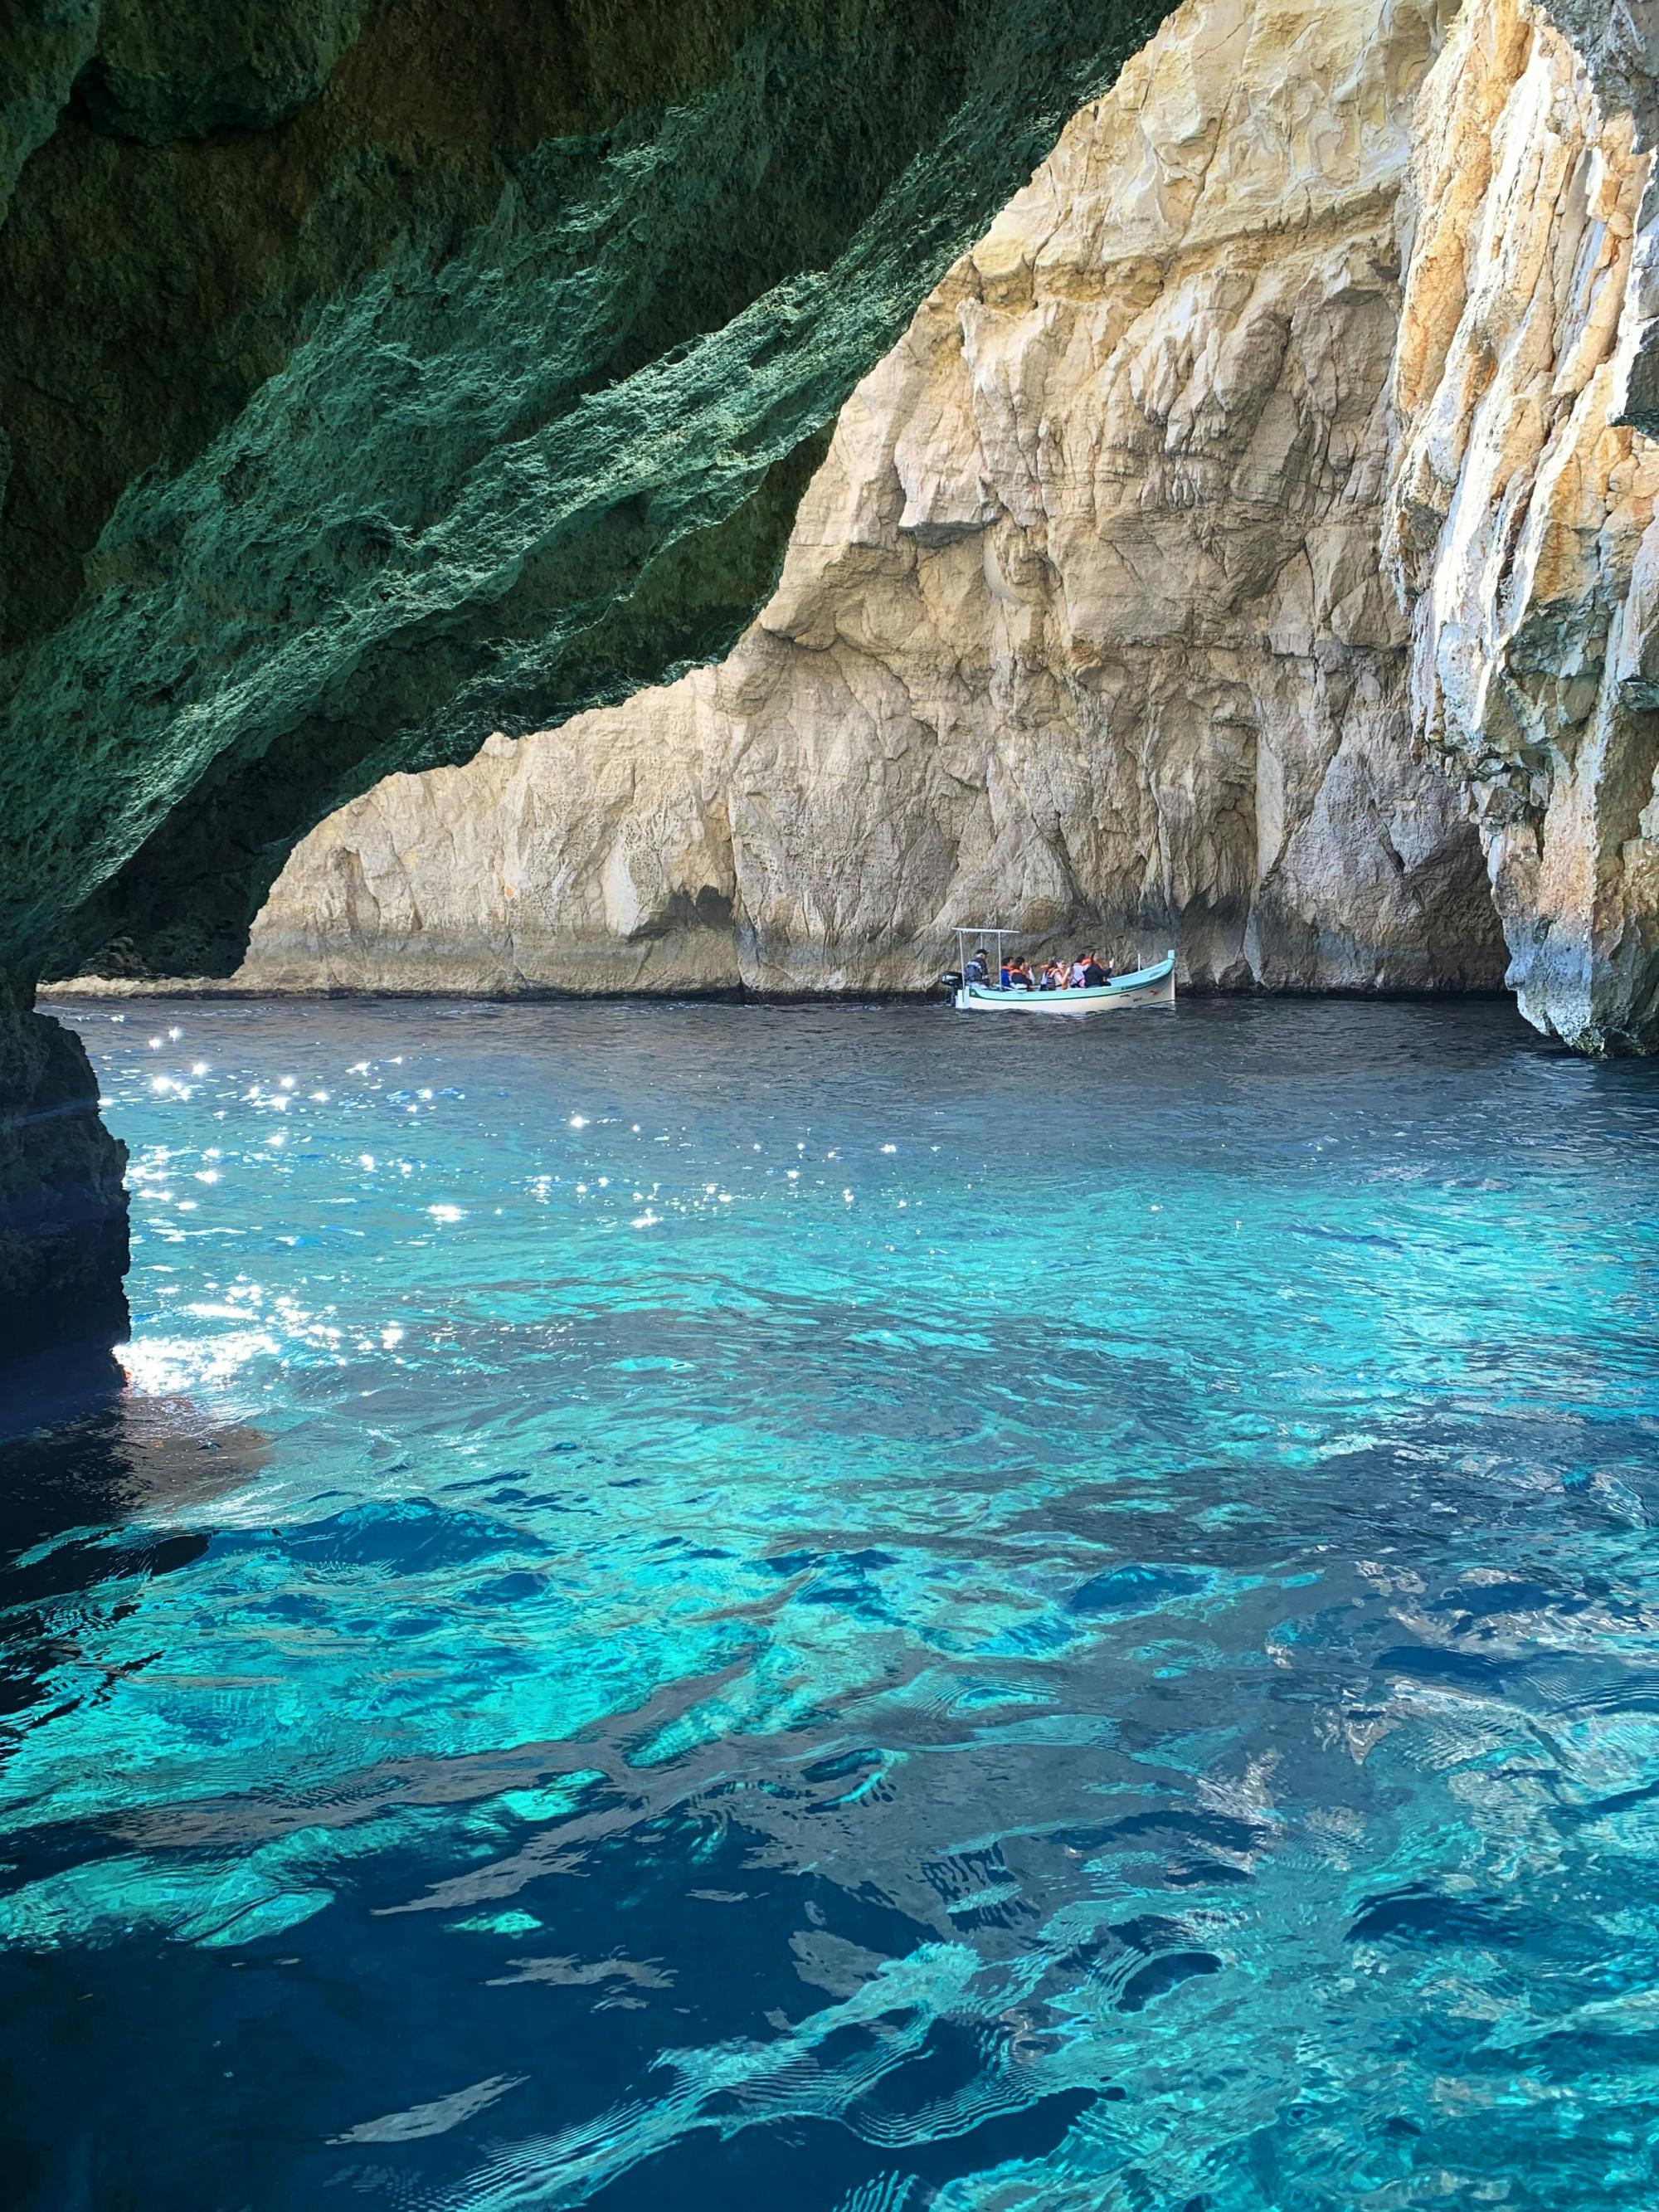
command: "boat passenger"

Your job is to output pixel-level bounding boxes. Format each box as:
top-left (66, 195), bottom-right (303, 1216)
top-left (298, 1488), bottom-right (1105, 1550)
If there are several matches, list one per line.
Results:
top-left (1070, 957), bottom-right (1087, 988)
top-left (999, 957), bottom-right (1013, 988)
top-left (965, 948), bottom-right (990, 986)
top-left (1039, 959), bottom-right (1061, 991)
top-left (1080, 953), bottom-right (1108, 987)
top-left (1008, 956), bottom-right (1035, 990)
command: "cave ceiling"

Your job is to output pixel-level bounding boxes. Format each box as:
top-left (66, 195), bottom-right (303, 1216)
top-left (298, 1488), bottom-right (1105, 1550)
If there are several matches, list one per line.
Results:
top-left (0, 0), bottom-right (1168, 983)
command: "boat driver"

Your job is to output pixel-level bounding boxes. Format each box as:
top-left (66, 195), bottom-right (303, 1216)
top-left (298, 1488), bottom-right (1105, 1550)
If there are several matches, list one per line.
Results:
top-left (965, 947), bottom-right (990, 986)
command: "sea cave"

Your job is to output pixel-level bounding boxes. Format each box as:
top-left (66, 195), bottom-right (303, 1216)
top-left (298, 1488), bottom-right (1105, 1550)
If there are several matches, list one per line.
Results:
top-left (2, 0), bottom-right (1659, 2204)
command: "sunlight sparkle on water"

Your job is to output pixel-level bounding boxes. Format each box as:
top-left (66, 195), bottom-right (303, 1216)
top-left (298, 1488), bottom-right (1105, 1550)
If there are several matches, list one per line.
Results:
top-left (5, 995), bottom-right (1659, 2212)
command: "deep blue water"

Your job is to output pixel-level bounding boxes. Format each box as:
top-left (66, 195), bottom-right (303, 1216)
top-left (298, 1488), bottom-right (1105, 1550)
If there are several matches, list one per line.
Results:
top-left (4, 994), bottom-right (1659, 2211)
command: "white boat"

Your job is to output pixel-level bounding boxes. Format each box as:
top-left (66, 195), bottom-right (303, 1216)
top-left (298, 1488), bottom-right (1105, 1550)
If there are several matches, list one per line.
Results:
top-left (946, 928), bottom-right (1176, 1015)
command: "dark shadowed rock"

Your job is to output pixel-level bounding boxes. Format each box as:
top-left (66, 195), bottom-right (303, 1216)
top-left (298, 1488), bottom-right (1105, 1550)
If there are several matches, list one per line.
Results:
top-left (1, 0), bottom-right (1170, 991)
top-left (0, 992), bottom-right (129, 1367)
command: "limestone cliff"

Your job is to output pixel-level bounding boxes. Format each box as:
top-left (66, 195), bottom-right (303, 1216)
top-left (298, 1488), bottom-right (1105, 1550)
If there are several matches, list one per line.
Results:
top-left (237, 0), bottom-right (1508, 998)
top-left (1385, 0), bottom-right (1659, 1052)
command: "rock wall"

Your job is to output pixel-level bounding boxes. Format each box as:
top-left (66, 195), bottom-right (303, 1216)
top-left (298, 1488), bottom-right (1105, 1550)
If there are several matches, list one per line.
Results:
top-left (0, 993), bottom-right (129, 1369)
top-left (2, 0), bottom-right (1179, 1362)
top-left (236, 0), bottom-right (1509, 1000)
top-left (1384, 0), bottom-right (1659, 1051)
top-left (2, 0), bottom-right (1175, 990)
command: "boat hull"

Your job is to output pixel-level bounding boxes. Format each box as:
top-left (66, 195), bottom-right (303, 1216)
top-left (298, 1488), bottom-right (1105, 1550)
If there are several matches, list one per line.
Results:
top-left (953, 951), bottom-right (1176, 1014)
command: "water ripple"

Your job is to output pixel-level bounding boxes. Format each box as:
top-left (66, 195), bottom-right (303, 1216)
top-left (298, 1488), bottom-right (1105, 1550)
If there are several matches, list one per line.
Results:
top-left (2, 996), bottom-right (1657, 2210)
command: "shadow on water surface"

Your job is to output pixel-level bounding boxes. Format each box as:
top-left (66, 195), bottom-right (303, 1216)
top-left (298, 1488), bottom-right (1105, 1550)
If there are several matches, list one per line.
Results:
top-left (0, 1385), bottom-right (270, 1722)
top-left (0, 996), bottom-right (1656, 2209)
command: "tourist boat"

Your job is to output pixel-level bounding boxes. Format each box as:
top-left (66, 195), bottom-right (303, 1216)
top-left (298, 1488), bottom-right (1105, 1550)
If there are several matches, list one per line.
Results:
top-left (946, 928), bottom-right (1176, 1014)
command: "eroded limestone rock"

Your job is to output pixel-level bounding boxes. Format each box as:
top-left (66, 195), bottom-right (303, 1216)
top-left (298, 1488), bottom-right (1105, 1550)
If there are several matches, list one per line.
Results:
top-left (238, 0), bottom-right (1505, 999)
top-left (1386, 0), bottom-right (1659, 1050)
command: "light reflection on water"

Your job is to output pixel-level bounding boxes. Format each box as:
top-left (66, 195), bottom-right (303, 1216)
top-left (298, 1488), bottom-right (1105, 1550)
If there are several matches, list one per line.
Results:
top-left (3, 995), bottom-right (1659, 2210)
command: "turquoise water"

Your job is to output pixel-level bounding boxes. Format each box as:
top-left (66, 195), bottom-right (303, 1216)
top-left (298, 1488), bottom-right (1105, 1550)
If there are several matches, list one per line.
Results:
top-left (4, 995), bottom-right (1659, 2210)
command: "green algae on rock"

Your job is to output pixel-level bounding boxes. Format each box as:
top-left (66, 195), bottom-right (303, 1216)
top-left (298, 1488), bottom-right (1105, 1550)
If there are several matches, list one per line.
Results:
top-left (2, 0), bottom-right (1170, 991)
top-left (0, 0), bottom-right (1168, 1362)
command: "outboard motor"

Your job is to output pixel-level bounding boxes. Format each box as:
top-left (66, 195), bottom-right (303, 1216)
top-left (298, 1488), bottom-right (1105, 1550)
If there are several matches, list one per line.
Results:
top-left (939, 970), bottom-right (963, 1000)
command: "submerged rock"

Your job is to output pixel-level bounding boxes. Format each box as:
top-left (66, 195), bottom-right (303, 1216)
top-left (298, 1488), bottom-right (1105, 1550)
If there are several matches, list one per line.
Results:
top-left (239, 0), bottom-right (1510, 998)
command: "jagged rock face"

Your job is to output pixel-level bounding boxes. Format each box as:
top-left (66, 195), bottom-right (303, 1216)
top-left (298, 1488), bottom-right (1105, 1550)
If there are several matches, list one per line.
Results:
top-left (1, 0), bottom-right (1172, 989)
top-left (1385, 0), bottom-right (1659, 1052)
top-left (240, 0), bottom-right (1506, 998)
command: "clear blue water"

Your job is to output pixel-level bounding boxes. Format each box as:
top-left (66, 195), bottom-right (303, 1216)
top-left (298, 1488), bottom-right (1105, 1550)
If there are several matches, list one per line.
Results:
top-left (4, 995), bottom-right (1659, 2211)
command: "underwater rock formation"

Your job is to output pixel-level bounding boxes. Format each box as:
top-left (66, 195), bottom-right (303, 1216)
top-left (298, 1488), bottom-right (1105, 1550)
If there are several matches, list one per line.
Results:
top-left (1385, 0), bottom-right (1659, 1052)
top-left (238, 0), bottom-right (1509, 997)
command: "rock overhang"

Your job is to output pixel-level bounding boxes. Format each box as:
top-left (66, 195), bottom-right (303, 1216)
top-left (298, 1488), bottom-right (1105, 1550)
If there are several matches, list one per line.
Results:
top-left (0, 0), bottom-right (1174, 991)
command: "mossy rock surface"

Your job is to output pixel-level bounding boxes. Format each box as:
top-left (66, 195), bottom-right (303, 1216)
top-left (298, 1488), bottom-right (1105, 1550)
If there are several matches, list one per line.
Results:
top-left (0, 0), bottom-right (1168, 984)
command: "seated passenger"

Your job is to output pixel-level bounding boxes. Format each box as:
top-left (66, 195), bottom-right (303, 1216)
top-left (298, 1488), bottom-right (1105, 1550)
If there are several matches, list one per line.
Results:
top-left (1081, 952), bottom-right (1108, 987)
top-left (1069, 956), bottom-right (1087, 988)
top-left (1039, 960), bottom-right (1061, 991)
top-left (1000, 957), bottom-right (1014, 988)
top-left (1008, 956), bottom-right (1035, 990)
